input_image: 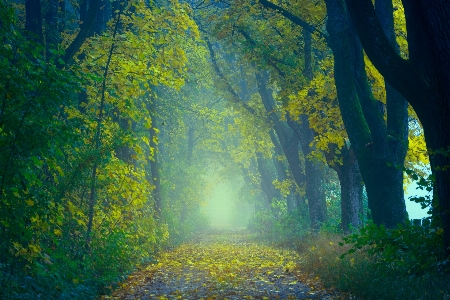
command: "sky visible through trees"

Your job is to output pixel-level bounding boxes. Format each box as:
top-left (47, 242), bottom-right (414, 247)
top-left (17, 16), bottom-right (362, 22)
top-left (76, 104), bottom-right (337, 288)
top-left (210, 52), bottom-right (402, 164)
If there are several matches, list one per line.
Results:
top-left (1, 0), bottom-right (449, 299)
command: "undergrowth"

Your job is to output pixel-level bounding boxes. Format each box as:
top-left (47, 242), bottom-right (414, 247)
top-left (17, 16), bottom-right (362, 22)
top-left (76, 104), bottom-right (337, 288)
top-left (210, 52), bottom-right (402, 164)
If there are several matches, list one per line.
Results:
top-left (296, 226), bottom-right (450, 300)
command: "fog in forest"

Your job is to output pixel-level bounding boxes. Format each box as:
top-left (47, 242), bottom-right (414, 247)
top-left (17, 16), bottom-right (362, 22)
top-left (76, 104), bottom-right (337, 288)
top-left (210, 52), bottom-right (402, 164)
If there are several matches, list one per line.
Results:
top-left (2, 0), bottom-right (450, 299)
top-left (202, 165), bottom-right (254, 229)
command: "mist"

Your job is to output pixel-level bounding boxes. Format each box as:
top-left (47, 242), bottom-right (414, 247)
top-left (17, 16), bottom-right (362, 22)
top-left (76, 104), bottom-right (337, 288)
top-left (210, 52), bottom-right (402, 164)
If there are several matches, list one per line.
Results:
top-left (203, 165), bottom-right (254, 229)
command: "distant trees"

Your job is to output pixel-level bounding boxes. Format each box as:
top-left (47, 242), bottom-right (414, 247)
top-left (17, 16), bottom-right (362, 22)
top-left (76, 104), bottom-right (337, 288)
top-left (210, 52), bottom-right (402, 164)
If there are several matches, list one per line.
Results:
top-left (196, 0), bottom-right (446, 239)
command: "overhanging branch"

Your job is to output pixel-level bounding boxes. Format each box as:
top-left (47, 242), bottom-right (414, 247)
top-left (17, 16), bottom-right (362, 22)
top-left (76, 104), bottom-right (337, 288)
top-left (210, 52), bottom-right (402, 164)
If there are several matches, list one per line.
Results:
top-left (259, 0), bottom-right (329, 44)
top-left (205, 37), bottom-right (257, 115)
top-left (345, 0), bottom-right (429, 117)
top-left (62, 0), bottom-right (101, 64)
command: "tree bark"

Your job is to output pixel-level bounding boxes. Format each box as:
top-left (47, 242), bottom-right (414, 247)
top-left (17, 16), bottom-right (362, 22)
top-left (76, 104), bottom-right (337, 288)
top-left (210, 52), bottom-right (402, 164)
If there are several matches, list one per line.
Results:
top-left (256, 153), bottom-right (281, 208)
top-left (45, 0), bottom-right (59, 59)
top-left (256, 70), bottom-right (328, 228)
top-left (345, 0), bottom-right (450, 257)
top-left (255, 72), bottom-right (307, 203)
top-left (269, 130), bottom-right (296, 212)
top-left (418, 0), bottom-right (450, 258)
top-left (334, 146), bottom-right (364, 232)
top-left (86, 6), bottom-right (122, 246)
top-left (325, 0), bottom-right (407, 228)
top-left (290, 30), bottom-right (328, 230)
top-left (25, 0), bottom-right (43, 43)
top-left (288, 116), bottom-right (328, 230)
top-left (63, 0), bottom-right (101, 64)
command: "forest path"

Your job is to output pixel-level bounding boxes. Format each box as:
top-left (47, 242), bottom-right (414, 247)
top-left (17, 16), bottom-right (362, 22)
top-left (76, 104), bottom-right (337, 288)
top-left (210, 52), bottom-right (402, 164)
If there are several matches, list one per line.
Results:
top-left (103, 230), bottom-right (342, 299)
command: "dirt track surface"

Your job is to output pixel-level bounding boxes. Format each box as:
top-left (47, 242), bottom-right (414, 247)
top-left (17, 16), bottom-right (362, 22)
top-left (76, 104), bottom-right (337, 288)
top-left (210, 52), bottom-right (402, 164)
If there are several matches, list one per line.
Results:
top-left (103, 230), bottom-right (345, 299)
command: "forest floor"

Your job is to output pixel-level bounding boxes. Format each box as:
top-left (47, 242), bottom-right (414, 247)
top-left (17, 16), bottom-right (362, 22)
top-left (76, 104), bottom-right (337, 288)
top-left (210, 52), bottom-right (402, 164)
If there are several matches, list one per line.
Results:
top-left (103, 230), bottom-right (350, 299)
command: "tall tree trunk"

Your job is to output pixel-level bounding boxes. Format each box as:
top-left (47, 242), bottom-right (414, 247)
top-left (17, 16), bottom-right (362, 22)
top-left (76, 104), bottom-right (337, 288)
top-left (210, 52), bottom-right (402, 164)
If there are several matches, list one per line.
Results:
top-left (417, 0), bottom-right (450, 258)
top-left (288, 30), bottom-right (327, 230)
top-left (345, 0), bottom-right (450, 257)
top-left (62, 0), bottom-right (101, 64)
top-left (255, 71), bottom-right (309, 217)
top-left (289, 116), bottom-right (328, 230)
top-left (325, 0), bottom-right (407, 228)
top-left (352, 32), bottom-right (408, 227)
top-left (334, 146), bottom-right (364, 232)
top-left (86, 6), bottom-right (122, 246)
top-left (269, 130), bottom-right (295, 212)
top-left (25, 0), bottom-right (43, 43)
top-left (256, 153), bottom-right (281, 209)
top-left (45, 0), bottom-right (59, 59)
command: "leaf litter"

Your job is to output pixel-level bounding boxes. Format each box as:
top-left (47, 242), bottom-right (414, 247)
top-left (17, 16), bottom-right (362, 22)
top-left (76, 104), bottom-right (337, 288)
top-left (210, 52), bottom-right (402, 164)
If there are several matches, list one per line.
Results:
top-left (103, 230), bottom-right (349, 299)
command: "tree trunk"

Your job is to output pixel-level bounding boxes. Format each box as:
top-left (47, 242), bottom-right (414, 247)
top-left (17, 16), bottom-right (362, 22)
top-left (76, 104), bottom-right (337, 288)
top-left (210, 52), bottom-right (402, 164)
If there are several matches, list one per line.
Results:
top-left (45, 0), bottom-right (59, 59)
top-left (325, 0), bottom-right (407, 228)
top-left (345, 0), bottom-right (450, 257)
top-left (334, 146), bottom-right (364, 232)
top-left (305, 156), bottom-right (327, 229)
top-left (255, 71), bottom-right (309, 220)
top-left (290, 30), bottom-right (327, 230)
top-left (255, 72), bottom-right (306, 191)
top-left (25, 0), bottom-right (43, 43)
top-left (256, 153), bottom-right (281, 208)
top-left (418, 0), bottom-right (450, 258)
top-left (86, 7), bottom-right (122, 246)
top-left (269, 130), bottom-right (295, 212)
top-left (286, 115), bottom-right (328, 230)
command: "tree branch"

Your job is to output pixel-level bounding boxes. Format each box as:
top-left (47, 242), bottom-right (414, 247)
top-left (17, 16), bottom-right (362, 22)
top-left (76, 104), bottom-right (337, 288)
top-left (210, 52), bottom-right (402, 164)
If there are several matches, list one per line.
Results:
top-left (344, 0), bottom-right (429, 118)
top-left (205, 37), bottom-right (257, 115)
top-left (237, 29), bottom-right (287, 78)
top-left (62, 0), bottom-right (101, 64)
top-left (258, 0), bottom-right (329, 43)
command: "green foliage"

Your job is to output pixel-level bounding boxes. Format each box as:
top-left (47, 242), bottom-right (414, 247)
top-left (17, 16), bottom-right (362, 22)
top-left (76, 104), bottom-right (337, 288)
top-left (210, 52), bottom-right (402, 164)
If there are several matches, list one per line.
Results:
top-left (341, 222), bottom-right (445, 274)
top-left (405, 167), bottom-right (434, 211)
top-left (0, 0), bottom-right (206, 298)
top-left (298, 233), bottom-right (450, 300)
top-left (338, 167), bottom-right (444, 276)
top-left (247, 209), bottom-right (309, 241)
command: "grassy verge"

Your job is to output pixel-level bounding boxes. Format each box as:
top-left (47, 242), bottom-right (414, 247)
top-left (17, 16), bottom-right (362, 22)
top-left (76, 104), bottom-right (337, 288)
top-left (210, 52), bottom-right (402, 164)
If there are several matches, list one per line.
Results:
top-left (295, 232), bottom-right (450, 300)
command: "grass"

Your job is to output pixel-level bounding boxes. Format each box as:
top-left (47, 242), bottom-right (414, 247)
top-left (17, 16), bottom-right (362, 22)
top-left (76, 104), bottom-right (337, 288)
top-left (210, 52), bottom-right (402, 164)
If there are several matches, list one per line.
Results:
top-left (294, 232), bottom-right (450, 300)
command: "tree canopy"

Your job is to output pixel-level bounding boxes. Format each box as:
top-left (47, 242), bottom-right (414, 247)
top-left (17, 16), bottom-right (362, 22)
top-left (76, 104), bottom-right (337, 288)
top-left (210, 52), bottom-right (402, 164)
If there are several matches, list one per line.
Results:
top-left (0, 0), bottom-right (449, 298)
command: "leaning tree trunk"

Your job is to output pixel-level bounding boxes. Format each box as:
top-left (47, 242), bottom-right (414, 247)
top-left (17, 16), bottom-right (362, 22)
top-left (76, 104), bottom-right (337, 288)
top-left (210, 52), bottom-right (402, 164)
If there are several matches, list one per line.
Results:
top-left (288, 30), bottom-right (327, 230)
top-left (256, 153), bottom-right (282, 209)
top-left (255, 71), bottom-right (314, 222)
top-left (269, 130), bottom-right (296, 212)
